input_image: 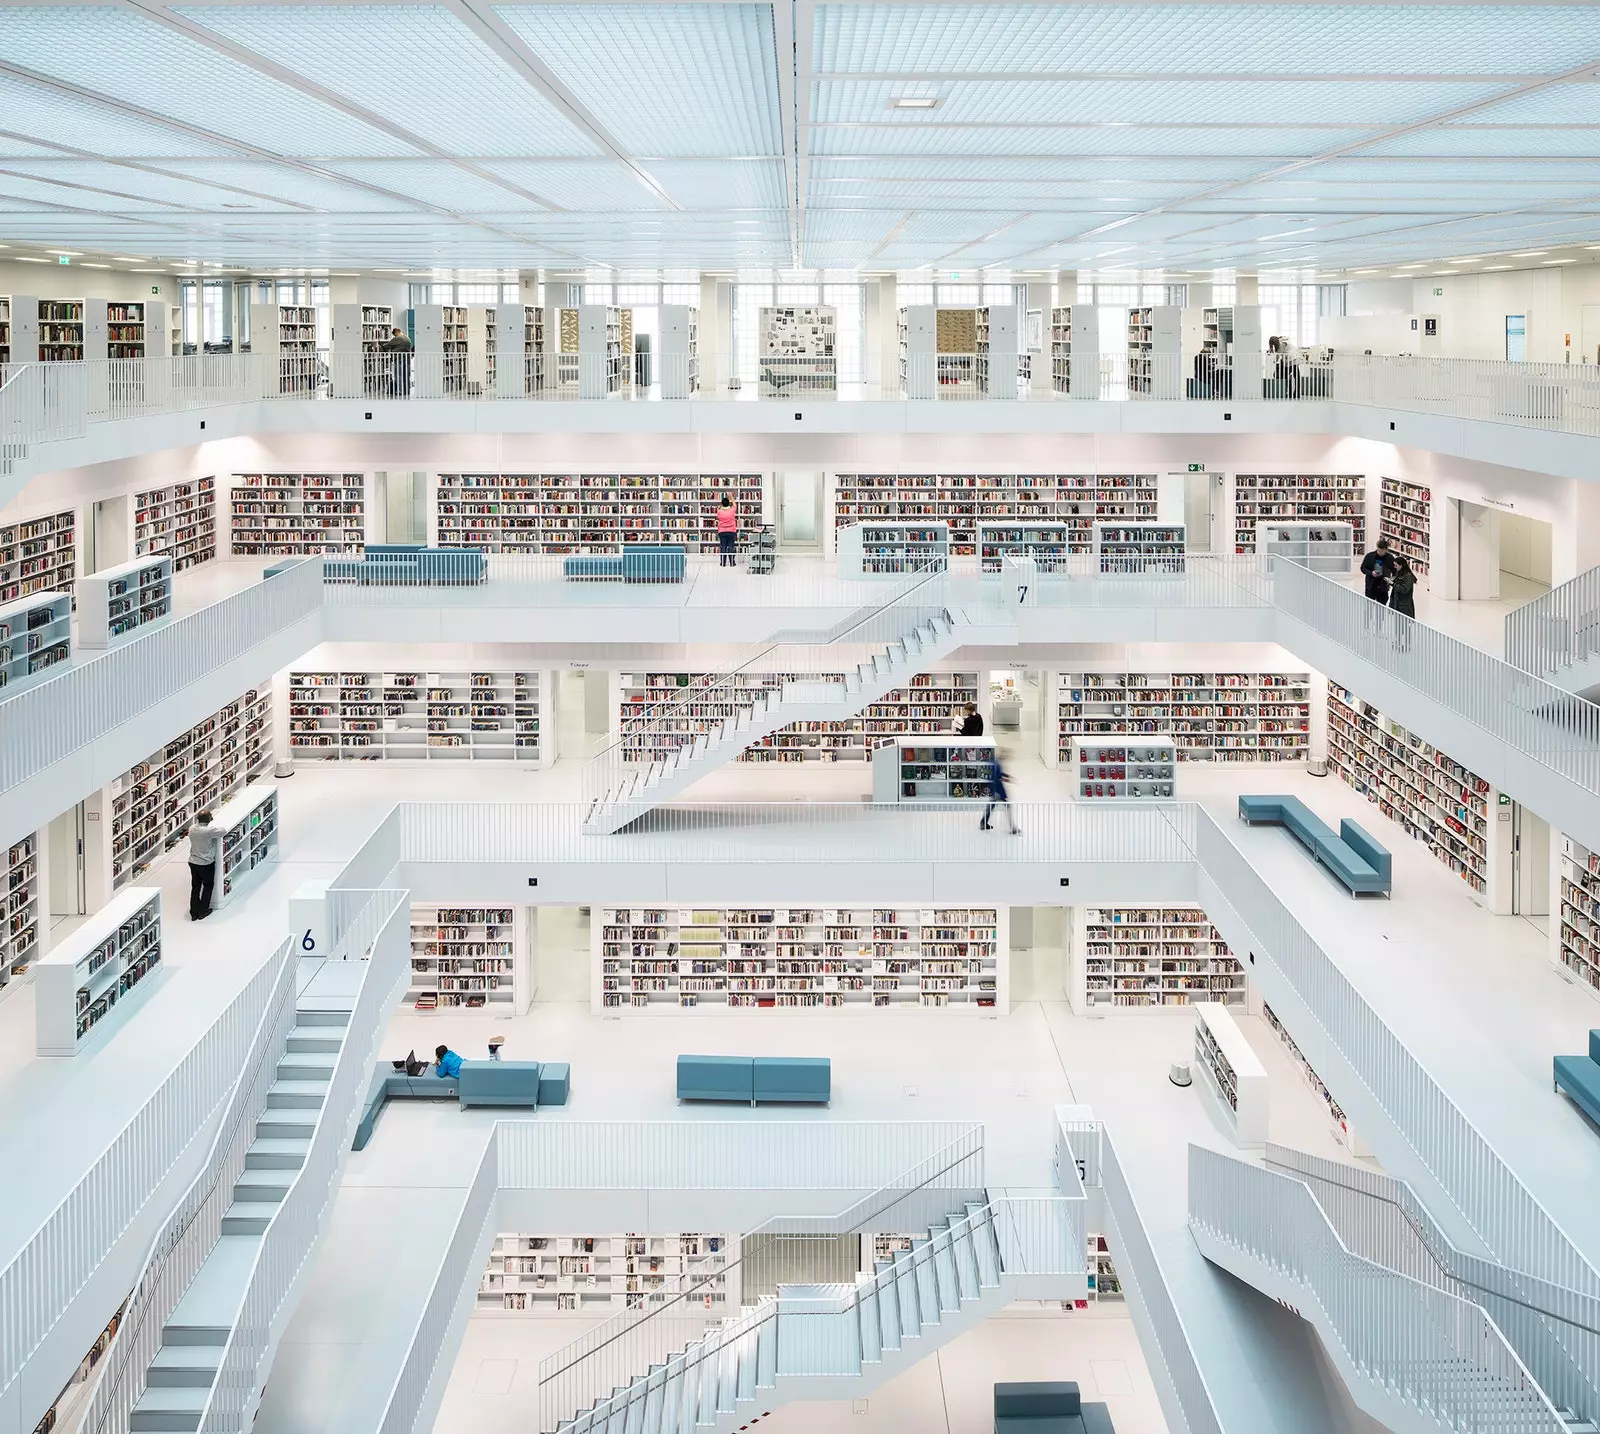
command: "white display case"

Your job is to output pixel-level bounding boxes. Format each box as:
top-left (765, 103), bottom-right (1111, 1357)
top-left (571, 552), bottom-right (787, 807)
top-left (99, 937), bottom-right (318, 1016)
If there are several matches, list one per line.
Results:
top-left (1093, 522), bottom-right (1185, 576)
top-left (1192, 1002), bottom-right (1269, 1147)
top-left (210, 785), bottom-right (279, 910)
top-left (0, 591), bottom-right (72, 694)
top-left (76, 556), bottom-right (172, 648)
top-left (1258, 521), bottom-right (1355, 576)
top-left (836, 521), bottom-right (950, 578)
top-left (872, 738), bottom-right (996, 804)
top-left (1071, 737), bottom-right (1176, 801)
top-left (36, 886), bottom-right (162, 1056)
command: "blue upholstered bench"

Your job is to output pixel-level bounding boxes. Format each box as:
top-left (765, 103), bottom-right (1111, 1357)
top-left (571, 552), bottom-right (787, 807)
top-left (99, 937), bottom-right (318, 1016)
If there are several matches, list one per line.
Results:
top-left (323, 546), bottom-right (487, 586)
top-left (563, 555), bottom-right (626, 580)
top-left (677, 1054), bottom-right (831, 1105)
top-left (564, 545), bottom-right (686, 583)
top-left (994, 1382), bottom-right (1115, 1434)
top-left (353, 1057), bottom-right (568, 1149)
top-left (458, 1060), bottom-right (542, 1109)
top-left (1555, 1031), bottom-right (1600, 1129)
top-left (1238, 794), bottom-right (1392, 898)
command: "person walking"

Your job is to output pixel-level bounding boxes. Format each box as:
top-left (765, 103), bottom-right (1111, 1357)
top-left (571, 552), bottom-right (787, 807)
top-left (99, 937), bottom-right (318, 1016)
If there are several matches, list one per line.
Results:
top-left (979, 750), bottom-right (1018, 834)
top-left (716, 494), bottom-right (738, 568)
top-left (187, 811), bottom-right (219, 920)
top-left (1359, 537), bottom-right (1393, 634)
top-left (1388, 554), bottom-right (1417, 650)
top-left (958, 702), bottom-right (984, 737)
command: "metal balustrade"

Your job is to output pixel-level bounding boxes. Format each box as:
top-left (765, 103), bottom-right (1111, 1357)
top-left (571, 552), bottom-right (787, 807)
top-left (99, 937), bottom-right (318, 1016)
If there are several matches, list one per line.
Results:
top-left (1506, 566), bottom-right (1600, 682)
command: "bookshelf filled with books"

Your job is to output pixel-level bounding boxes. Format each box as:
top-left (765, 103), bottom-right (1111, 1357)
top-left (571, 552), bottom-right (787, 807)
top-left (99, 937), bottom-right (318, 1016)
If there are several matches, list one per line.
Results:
top-left (36, 887), bottom-right (162, 1055)
top-left (212, 786), bottom-right (278, 910)
top-left (37, 298), bottom-right (85, 362)
top-left (1, 832), bottom-right (44, 991)
top-left (135, 478), bottom-right (216, 571)
top-left (0, 507), bottom-right (76, 602)
top-left (409, 904), bottom-right (530, 1012)
top-left (1093, 521), bottom-right (1185, 576)
top-left (1233, 474), bottom-right (1366, 555)
top-left (77, 556), bottom-right (171, 648)
top-left (1069, 906), bottom-right (1244, 1012)
top-left (251, 303), bottom-right (318, 393)
top-left (872, 738), bottom-right (995, 804)
top-left (1263, 1001), bottom-right (1367, 1153)
top-left (1380, 477), bottom-right (1431, 578)
top-left (835, 521), bottom-right (950, 577)
top-left (0, 590), bottom-right (72, 693)
top-left (1558, 837), bottom-right (1600, 1000)
top-left (230, 472), bottom-right (365, 555)
top-left (480, 1231), bottom-right (731, 1314)
top-left (1194, 1001), bottom-right (1269, 1146)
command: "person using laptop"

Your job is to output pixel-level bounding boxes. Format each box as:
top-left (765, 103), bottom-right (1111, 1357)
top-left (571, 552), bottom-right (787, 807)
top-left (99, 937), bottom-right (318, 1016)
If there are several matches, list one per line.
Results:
top-left (434, 1044), bottom-right (463, 1079)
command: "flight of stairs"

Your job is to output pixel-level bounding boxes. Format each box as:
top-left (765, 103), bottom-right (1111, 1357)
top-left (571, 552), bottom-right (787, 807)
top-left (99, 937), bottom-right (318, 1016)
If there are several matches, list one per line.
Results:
top-left (128, 1010), bottom-right (350, 1433)
top-left (554, 1199), bottom-right (1008, 1434)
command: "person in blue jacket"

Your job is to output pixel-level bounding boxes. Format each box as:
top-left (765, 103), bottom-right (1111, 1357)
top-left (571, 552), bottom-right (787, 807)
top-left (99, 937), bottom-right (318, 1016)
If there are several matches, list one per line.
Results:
top-left (434, 1044), bottom-right (463, 1078)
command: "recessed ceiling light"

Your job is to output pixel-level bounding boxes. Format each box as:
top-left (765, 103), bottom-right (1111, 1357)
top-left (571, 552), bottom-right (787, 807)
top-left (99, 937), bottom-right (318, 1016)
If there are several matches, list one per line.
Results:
top-left (16, 256), bottom-right (47, 263)
top-left (890, 96), bottom-right (940, 110)
top-left (49, 249), bottom-right (82, 257)
top-left (1351, 269), bottom-right (1378, 274)
top-left (1483, 264), bottom-right (1513, 271)
top-left (1445, 256), bottom-right (1483, 263)
top-left (1543, 259), bottom-right (1574, 265)
top-left (113, 256), bottom-right (141, 262)
top-left (1433, 269), bottom-right (1459, 275)
top-left (81, 262), bottom-right (110, 269)
top-left (1511, 250), bottom-right (1547, 257)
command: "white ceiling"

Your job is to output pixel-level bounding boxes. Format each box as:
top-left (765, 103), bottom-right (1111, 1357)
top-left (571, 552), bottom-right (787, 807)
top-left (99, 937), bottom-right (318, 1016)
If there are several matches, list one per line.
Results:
top-left (0, 1), bottom-right (1598, 274)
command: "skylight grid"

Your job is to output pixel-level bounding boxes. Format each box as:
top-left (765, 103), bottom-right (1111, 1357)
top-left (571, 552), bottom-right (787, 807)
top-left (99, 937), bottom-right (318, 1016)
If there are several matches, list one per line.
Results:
top-left (0, 73), bottom-right (246, 160)
top-left (1365, 127), bottom-right (1600, 157)
top-left (649, 160), bottom-right (788, 210)
top-left (809, 123), bottom-right (1376, 157)
top-left (479, 160), bottom-right (669, 210)
top-left (320, 160), bottom-right (552, 211)
top-left (153, 161), bottom-right (427, 212)
top-left (0, 173), bottom-right (202, 213)
top-left (807, 156), bottom-right (1267, 183)
top-left (0, 159), bottom-right (322, 211)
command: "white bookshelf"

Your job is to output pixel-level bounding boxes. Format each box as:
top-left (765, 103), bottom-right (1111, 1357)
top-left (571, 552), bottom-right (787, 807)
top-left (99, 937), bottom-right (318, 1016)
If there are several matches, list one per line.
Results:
top-left (1093, 521), bottom-right (1185, 576)
top-left (619, 671), bottom-right (980, 765)
top-left (834, 473), bottom-right (1157, 559)
top-left (85, 299), bottom-right (160, 361)
top-left (1558, 836), bottom-right (1600, 1000)
top-left (1201, 305), bottom-right (1263, 392)
top-left (1193, 1002), bottom-right (1268, 1147)
top-left (836, 521), bottom-right (950, 577)
top-left (36, 887), bottom-right (162, 1056)
top-left (760, 306), bottom-right (836, 395)
top-left (76, 556), bottom-right (172, 649)
top-left (596, 905), bottom-right (1006, 1013)
top-left (1086, 1234), bottom-right (1121, 1303)
top-left (658, 305), bottom-right (698, 398)
top-left (135, 478), bottom-right (216, 571)
top-left (110, 686), bottom-right (272, 891)
top-left (250, 304), bottom-right (317, 394)
top-left (0, 507), bottom-right (76, 603)
top-left (2, 831), bottom-right (45, 989)
top-left (1071, 737), bottom-right (1176, 801)
top-left (36, 298), bottom-right (85, 362)
top-left (552, 305), bottom-right (621, 398)
top-left (978, 521), bottom-right (1072, 573)
top-left (1234, 474), bottom-right (1366, 556)
top-left (1049, 306), bottom-right (1076, 394)
top-left (1070, 906), bottom-right (1243, 1012)
top-left (410, 904), bottom-right (530, 1012)
top-left (1326, 682), bottom-right (1490, 895)
top-left (1054, 670), bottom-right (1312, 766)
top-left (0, 591), bottom-right (71, 694)
top-left (480, 1232), bottom-right (730, 1314)
top-left (873, 738), bottom-right (994, 804)
top-left (435, 472), bottom-right (762, 554)
top-left (230, 472), bottom-right (365, 555)
top-left (0, 295), bottom-right (10, 365)
top-left (1126, 306), bottom-right (1192, 398)
top-left (410, 304), bottom-right (469, 394)
top-left (522, 306), bottom-right (545, 394)
top-left (1263, 1001), bottom-right (1367, 1153)
top-left (974, 305), bottom-right (1020, 397)
top-left (212, 785), bottom-right (279, 910)
top-left (1380, 477), bottom-right (1431, 579)
top-left (1257, 521), bottom-right (1355, 576)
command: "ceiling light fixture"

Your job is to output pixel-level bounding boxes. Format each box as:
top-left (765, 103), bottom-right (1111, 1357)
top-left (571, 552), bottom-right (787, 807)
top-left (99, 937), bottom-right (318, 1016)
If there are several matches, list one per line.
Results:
top-left (891, 96), bottom-right (940, 110)
top-left (1511, 250), bottom-right (1547, 257)
top-left (1432, 269), bottom-right (1459, 275)
top-left (1543, 258), bottom-right (1575, 265)
top-left (81, 262), bottom-right (110, 269)
top-left (15, 256), bottom-right (47, 264)
top-left (48, 250), bottom-right (82, 257)
top-left (1483, 264), bottom-right (1513, 271)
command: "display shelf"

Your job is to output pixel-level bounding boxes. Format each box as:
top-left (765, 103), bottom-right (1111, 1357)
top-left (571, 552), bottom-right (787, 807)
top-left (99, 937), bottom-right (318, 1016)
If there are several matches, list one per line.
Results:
top-left (1557, 836), bottom-right (1600, 1001)
top-left (978, 521), bottom-right (1072, 573)
top-left (1327, 682), bottom-right (1490, 893)
top-left (0, 590), bottom-right (71, 693)
top-left (1093, 522), bottom-right (1185, 576)
top-left (410, 904), bottom-right (522, 1011)
top-left (135, 478), bottom-right (216, 571)
top-left (435, 472), bottom-right (762, 555)
top-left (1072, 738), bottom-right (1176, 801)
top-left (1, 831), bottom-right (43, 988)
top-left (1263, 1001), bottom-right (1363, 1150)
top-left (1087, 1234), bottom-right (1121, 1302)
top-left (1380, 477), bottom-right (1431, 578)
top-left (90, 300), bottom-right (149, 360)
top-left (289, 669), bottom-right (541, 763)
top-left (1193, 1002), bottom-right (1268, 1146)
top-left (109, 686), bottom-right (272, 890)
top-left (1050, 306), bottom-right (1074, 394)
top-left (230, 472), bottom-right (365, 555)
top-left (480, 1231), bottom-right (730, 1314)
top-left (37, 298), bottom-right (84, 362)
top-left (523, 305), bottom-right (545, 393)
top-left (0, 508), bottom-right (76, 603)
top-left (76, 556), bottom-right (172, 648)
top-left (1055, 670), bottom-right (1311, 765)
top-left (619, 671), bottom-right (979, 765)
top-left (1257, 521), bottom-right (1355, 576)
top-left (250, 304), bottom-right (317, 393)
top-left (36, 887), bottom-right (161, 1055)
top-left (1234, 474), bottom-right (1366, 555)
top-left (211, 786), bottom-right (278, 910)
top-left (1126, 306), bottom-right (1190, 398)
top-left (872, 738), bottom-right (994, 803)
top-left (760, 306), bottom-right (836, 395)
top-left (836, 521), bottom-right (950, 577)
top-left (596, 905), bottom-right (1005, 1013)
top-left (1075, 907), bottom-right (1243, 1011)
top-left (834, 473), bottom-right (1157, 559)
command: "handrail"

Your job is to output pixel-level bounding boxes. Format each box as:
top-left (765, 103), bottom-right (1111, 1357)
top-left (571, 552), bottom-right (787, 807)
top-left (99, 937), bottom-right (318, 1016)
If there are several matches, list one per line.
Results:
top-left (1505, 564), bottom-right (1600, 680)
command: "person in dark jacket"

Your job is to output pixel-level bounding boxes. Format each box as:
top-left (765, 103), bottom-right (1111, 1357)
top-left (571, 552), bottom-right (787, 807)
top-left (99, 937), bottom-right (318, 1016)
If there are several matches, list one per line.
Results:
top-left (958, 703), bottom-right (984, 737)
top-left (1359, 538), bottom-right (1393, 633)
top-left (979, 752), bottom-right (1017, 834)
top-left (1388, 555), bottom-right (1417, 650)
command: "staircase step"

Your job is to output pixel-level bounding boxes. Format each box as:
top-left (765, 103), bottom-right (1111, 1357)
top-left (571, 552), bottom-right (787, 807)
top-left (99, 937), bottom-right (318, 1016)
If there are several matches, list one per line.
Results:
top-left (276, 1053), bottom-right (335, 1081)
top-left (130, 1385), bottom-right (209, 1431)
top-left (233, 1168), bottom-right (293, 1202)
top-left (147, 1344), bottom-right (224, 1388)
top-left (295, 1009), bottom-right (350, 1027)
top-left (267, 1080), bottom-right (330, 1109)
top-left (245, 1138), bottom-right (310, 1170)
top-left (221, 1201), bottom-right (280, 1235)
top-left (286, 1030), bottom-right (343, 1054)
top-left (255, 1113), bottom-right (316, 1140)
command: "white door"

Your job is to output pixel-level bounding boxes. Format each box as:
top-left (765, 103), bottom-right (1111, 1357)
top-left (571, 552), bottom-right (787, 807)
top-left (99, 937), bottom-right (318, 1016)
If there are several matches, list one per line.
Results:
top-left (1182, 472), bottom-right (1215, 552)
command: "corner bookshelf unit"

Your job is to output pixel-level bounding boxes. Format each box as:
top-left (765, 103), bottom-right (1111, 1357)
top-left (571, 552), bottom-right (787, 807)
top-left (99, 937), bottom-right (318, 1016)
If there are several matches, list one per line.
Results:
top-left (288, 670), bottom-right (541, 763)
top-left (435, 472), bottom-right (762, 555)
top-left (1055, 671), bottom-right (1312, 765)
top-left (1263, 1001), bottom-right (1365, 1152)
top-left (0, 508), bottom-right (76, 602)
top-left (1072, 738), bottom-right (1176, 801)
top-left (2, 832), bottom-right (44, 987)
top-left (480, 1232), bottom-right (730, 1314)
top-left (659, 304), bottom-right (698, 398)
top-left (409, 904), bottom-right (527, 1012)
top-left (212, 786), bottom-right (278, 910)
top-left (230, 472), bottom-right (365, 555)
top-left (833, 473), bottom-right (1158, 559)
top-left (37, 298), bottom-right (85, 362)
top-left (251, 304), bottom-right (318, 394)
top-left (1072, 906), bottom-right (1244, 1012)
top-left (760, 306), bottom-right (836, 396)
top-left (1257, 521), bottom-right (1355, 576)
top-left (597, 905), bottom-right (1005, 1013)
top-left (1234, 474), bottom-right (1366, 556)
top-left (135, 478), bottom-right (216, 571)
top-left (0, 591), bottom-right (72, 694)
top-left (1093, 522), bottom-right (1185, 576)
top-left (1327, 682), bottom-right (1490, 893)
top-left (109, 687), bottom-right (272, 891)
top-left (1193, 1002), bottom-right (1268, 1146)
top-left (1086, 1234), bottom-right (1122, 1303)
top-left (873, 739), bottom-right (995, 803)
top-left (1557, 836), bottom-right (1600, 999)
top-left (978, 521), bottom-right (1071, 573)
top-left (76, 556), bottom-right (172, 649)
top-left (836, 521), bottom-right (950, 577)
top-left (36, 887), bottom-right (162, 1056)
top-left (1380, 478), bottom-right (1431, 578)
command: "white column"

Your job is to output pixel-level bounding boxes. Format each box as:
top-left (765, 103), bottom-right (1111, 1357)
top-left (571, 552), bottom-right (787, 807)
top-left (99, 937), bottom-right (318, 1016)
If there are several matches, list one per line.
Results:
top-left (1236, 274), bottom-right (1260, 305)
top-left (879, 276), bottom-right (899, 392)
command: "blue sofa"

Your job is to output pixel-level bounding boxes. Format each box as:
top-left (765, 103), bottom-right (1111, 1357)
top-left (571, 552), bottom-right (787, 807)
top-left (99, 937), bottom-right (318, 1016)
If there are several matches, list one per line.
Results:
top-left (994, 1382), bottom-right (1114, 1434)
top-left (1555, 1031), bottom-right (1600, 1128)
top-left (458, 1060), bottom-right (543, 1109)
top-left (563, 544), bottom-right (686, 583)
top-left (354, 1058), bottom-right (568, 1149)
top-left (1238, 794), bottom-right (1392, 897)
top-left (323, 545), bottom-right (488, 586)
top-left (677, 1054), bottom-right (831, 1105)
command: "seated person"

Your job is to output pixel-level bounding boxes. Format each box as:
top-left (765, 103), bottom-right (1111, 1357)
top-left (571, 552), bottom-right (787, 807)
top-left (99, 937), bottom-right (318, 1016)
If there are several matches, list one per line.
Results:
top-left (434, 1043), bottom-right (463, 1079)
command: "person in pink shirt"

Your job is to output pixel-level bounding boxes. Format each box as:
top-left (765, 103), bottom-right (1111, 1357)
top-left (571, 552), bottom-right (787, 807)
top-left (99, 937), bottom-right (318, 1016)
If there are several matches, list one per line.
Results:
top-left (716, 494), bottom-right (738, 567)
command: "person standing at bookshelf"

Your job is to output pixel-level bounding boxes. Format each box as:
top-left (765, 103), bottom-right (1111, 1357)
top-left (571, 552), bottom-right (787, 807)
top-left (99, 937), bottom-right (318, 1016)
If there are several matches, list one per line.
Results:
top-left (187, 811), bottom-right (219, 921)
top-left (716, 494), bottom-right (738, 568)
top-left (1360, 536), bottom-right (1393, 634)
top-left (958, 702), bottom-right (985, 736)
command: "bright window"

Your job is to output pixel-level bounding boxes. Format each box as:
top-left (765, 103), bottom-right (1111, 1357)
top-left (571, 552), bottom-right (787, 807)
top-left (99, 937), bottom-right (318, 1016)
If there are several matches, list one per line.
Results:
top-left (898, 282), bottom-right (934, 306)
top-left (662, 283), bottom-right (699, 306)
top-left (824, 283), bottom-right (864, 382)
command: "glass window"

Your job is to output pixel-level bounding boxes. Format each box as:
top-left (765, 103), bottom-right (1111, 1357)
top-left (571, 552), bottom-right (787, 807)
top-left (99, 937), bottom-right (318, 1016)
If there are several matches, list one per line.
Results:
top-left (733, 282), bottom-right (773, 380)
top-left (202, 280), bottom-right (227, 345)
top-left (180, 280), bottom-right (198, 349)
top-left (616, 283), bottom-right (659, 306)
top-left (502, 282), bottom-right (520, 305)
top-left (457, 283), bottom-right (498, 305)
top-left (1506, 315), bottom-right (1526, 362)
top-left (582, 281), bottom-right (614, 305)
top-left (238, 292), bottom-right (250, 347)
top-left (823, 283), bottom-right (863, 382)
top-left (897, 282), bottom-right (933, 306)
top-left (936, 283), bottom-right (979, 305)
top-left (662, 283), bottom-right (699, 306)
top-left (1212, 284), bottom-right (1237, 308)
top-left (1317, 284), bottom-right (1347, 319)
top-left (776, 281), bottom-right (818, 304)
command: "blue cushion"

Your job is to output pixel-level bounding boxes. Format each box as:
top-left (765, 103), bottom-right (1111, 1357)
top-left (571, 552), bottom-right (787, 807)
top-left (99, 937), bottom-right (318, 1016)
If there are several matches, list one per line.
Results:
top-left (1555, 1055), bottom-right (1600, 1122)
top-left (457, 1059), bottom-right (542, 1109)
top-left (537, 1062), bottom-right (570, 1106)
top-left (1591, 1030), bottom-right (1600, 1065)
top-left (565, 556), bottom-right (625, 579)
top-left (995, 1384), bottom-right (1081, 1420)
top-left (678, 1054), bottom-right (754, 1102)
top-left (1339, 820), bottom-right (1392, 884)
top-left (365, 544), bottom-right (425, 557)
top-left (622, 545), bottom-right (686, 582)
top-left (753, 1056), bottom-right (831, 1104)
top-left (1237, 795), bottom-right (1285, 823)
top-left (1312, 837), bottom-right (1383, 890)
top-left (1277, 796), bottom-right (1331, 845)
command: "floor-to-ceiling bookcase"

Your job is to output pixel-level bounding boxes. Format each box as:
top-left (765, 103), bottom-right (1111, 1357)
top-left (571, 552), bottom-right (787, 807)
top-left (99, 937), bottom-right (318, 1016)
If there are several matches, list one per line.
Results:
top-left (1557, 836), bottom-right (1600, 1000)
top-left (135, 479), bottom-right (217, 571)
top-left (1379, 477), bottom-right (1431, 578)
top-left (596, 905), bottom-right (1006, 1012)
top-left (1233, 475), bottom-right (1366, 555)
top-left (1326, 682), bottom-right (1491, 893)
top-left (230, 473), bottom-right (365, 555)
top-left (480, 1231), bottom-right (731, 1314)
top-left (288, 669), bottom-right (541, 762)
top-left (409, 904), bottom-right (530, 1011)
top-left (2, 831), bottom-right (44, 988)
top-left (1069, 906), bottom-right (1244, 1011)
top-left (0, 508), bottom-right (76, 603)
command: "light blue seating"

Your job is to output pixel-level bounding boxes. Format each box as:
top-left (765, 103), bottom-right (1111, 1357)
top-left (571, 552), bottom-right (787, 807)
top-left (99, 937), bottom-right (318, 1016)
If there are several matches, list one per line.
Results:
top-left (458, 1059), bottom-right (542, 1109)
top-left (537, 1062), bottom-right (571, 1106)
top-left (677, 1054), bottom-right (754, 1103)
top-left (1237, 794), bottom-right (1392, 897)
top-left (564, 544), bottom-right (687, 583)
top-left (563, 555), bottom-right (625, 580)
top-left (677, 1054), bottom-right (832, 1105)
top-left (323, 546), bottom-right (487, 586)
top-left (354, 1057), bottom-right (562, 1148)
top-left (994, 1381), bottom-right (1115, 1434)
top-left (1555, 1030), bottom-right (1600, 1128)
top-left (353, 1065), bottom-right (458, 1151)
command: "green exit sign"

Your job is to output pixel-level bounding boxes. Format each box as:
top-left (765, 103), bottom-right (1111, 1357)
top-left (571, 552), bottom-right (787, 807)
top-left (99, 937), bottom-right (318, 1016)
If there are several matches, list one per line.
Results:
top-left (1187, 463), bottom-right (1205, 472)
top-left (56, 255), bottom-right (70, 265)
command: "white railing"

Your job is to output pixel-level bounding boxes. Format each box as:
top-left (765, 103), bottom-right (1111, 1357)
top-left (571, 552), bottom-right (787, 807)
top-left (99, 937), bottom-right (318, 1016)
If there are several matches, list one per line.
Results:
top-left (0, 554), bottom-right (323, 798)
top-left (197, 889), bottom-right (410, 1434)
top-left (1331, 353), bottom-right (1600, 437)
top-left (1189, 1145), bottom-right (1569, 1434)
top-left (1505, 565), bottom-right (1600, 680)
top-left (79, 936), bottom-right (299, 1434)
top-left (0, 937), bottom-right (291, 1406)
